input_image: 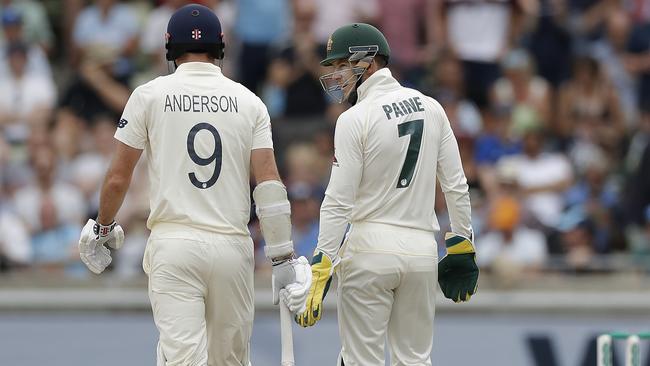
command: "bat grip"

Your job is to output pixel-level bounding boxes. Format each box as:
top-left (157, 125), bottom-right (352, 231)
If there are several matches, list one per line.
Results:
top-left (280, 302), bottom-right (295, 366)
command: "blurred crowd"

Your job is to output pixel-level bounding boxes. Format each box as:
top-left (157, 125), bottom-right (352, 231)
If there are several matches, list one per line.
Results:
top-left (0, 0), bottom-right (649, 280)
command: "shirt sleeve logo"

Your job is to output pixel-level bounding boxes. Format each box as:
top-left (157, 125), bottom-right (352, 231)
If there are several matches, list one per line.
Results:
top-left (118, 118), bottom-right (128, 128)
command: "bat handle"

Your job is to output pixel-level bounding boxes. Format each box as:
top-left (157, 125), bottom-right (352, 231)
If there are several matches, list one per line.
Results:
top-left (280, 301), bottom-right (295, 366)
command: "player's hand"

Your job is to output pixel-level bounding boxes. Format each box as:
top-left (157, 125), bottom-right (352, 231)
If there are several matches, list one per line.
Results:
top-left (438, 232), bottom-right (479, 303)
top-left (272, 256), bottom-right (312, 311)
top-left (295, 251), bottom-right (334, 327)
top-left (278, 257), bottom-right (312, 314)
top-left (78, 219), bottom-right (125, 274)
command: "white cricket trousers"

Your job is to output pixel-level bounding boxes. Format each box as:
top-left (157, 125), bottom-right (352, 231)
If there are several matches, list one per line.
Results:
top-left (336, 222), bottom-right (438, 366)
top-left (143, 223), bottom-right (254, 366)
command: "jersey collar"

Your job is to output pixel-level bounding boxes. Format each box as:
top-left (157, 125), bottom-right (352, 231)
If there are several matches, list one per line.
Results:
top-left (356, 68), bottom-right (401, 102)
top-left (175, 62), bottom-right (222, 74)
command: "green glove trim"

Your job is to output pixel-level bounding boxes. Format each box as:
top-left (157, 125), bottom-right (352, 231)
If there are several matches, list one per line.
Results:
top-left (444, 232), bottom-right (475, 255)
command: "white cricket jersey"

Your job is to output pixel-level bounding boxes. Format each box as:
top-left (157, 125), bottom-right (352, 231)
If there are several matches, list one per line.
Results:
top-left (114, 62), bottom-right (273, 236)
top-left (318, 68), bottom-right (472, 260)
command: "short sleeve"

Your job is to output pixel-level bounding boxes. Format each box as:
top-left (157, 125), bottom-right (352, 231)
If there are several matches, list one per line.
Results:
top-left (114, 87), bottom-right (147, 150)
top-left (252, 99), bottom-right (273, 150)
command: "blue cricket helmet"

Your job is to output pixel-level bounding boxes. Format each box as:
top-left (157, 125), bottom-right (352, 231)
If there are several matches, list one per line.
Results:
top-left (165, 4), bottom-right (225, 61)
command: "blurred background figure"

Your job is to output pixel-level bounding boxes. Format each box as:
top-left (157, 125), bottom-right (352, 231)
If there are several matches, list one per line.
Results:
top-left (556, 206), bottom-right (599, 273)
top-left (140, 0), bottom-right (191, 75)
top-left (476, 170), bottom-right (548, 277)
top-left (2, 2), bottom-right (650, 365)
top-left (0, 197), bottom-right (30, 272)
top-left (433, 0), bottom-right (538, 108)
top-left (287, 181), bottom-right (321, 259)
top-left (497, 124), bottom-right (573, 229)
top-left (0, 7), bottom-right (51, 80)
top-left (12, 143), bottom-right (85, 234)
top-left (491, 48), bottom-right (551, 129)
top-left (0, 0), bottom-right (54, 52)
top-left (376, 0), bottom-right (433, 87)
top-left (262, 2), bottom-right (327, 119)
top-left (0, 41), bottom-right (56, 145)
top-left (234, 0), bottom-right (291, 94)
top-left (0, 0), bottom-right (645, 284)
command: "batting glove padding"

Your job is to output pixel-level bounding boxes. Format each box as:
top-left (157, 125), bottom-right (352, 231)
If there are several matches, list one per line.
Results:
top-left (78, 219), bottom-right (124, 274)
top-left (295, 251), bottom-right (334, 327)
top-left (438, 232), bottom-right (479, 303)
top-left (278, 256), bottom-right (312, 314)
top-left (272, 256), bottom-right (313, 312)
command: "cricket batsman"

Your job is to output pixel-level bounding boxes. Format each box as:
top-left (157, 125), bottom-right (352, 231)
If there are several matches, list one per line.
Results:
top-left (291, 24), bottom-right (479, 365)
top-left (77, 4), bottom-right (311, 365)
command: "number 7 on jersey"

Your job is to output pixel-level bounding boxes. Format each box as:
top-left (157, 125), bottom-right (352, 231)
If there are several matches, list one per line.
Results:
top-left (396, 119), bottom-right (423, 188)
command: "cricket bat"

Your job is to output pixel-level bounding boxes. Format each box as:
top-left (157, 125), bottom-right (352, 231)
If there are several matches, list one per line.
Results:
top-left (280, 301), bottom-right (295, 366)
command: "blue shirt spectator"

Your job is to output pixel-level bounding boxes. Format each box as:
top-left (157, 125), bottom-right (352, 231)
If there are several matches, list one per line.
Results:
top-left (475, 134), bottom-right (522, 165)
top-left (73, 1), bottom-right (138, 52)
top-left (234, 0), bottom-right (291, 44)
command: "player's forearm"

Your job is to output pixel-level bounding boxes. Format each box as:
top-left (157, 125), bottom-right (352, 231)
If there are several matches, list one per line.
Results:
top-left (97, 174), bottom-right (131, 225)
top-left (444, 188), bottom-right (473, 239)
top-left (315, 194), bottom-right (351, 263)
top-left (437, 113), bottom-right (473, 239)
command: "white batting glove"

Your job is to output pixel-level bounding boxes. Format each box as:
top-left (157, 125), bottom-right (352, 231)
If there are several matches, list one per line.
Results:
top-left (272, 256), bottom-right (312, 314)
top-left (78, 219), bottom-right (125, 274)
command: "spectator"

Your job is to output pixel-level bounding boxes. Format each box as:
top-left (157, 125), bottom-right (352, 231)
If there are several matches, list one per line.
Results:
top-left (0, 201), bottom-right (31, 270)
top-left (71, 0), bottom-right (139, 77)
top-left (476, 194), bottom-right (548, 272)
top-left (234, 0), bottom-right (292, 93)
top-left (30, 195), bottom-right (84, 275)
top-left (570, 0), bottom-right (620, 45)
top-left (527, 0), bottom-right (572, 88)
top-left (624, 18), bottom-right (650, 111)
top-left (59, 44), bottom-right (131, 124)
top-left (557, 56), bottom-right (624, 152)
top-left (70, 115), bottom-right (116, 217)
top-left (434, 0), bottom-right (539, 107)
top-left (491, 49), bottom-right (551, 128)
top-left (284, 142), bottom-right (330, 188)
top-left (0, 0), bottom-right (54, 51)
top-left (140, 0), bottom-right (190, 75)
top-left (429, 51), bottom-right (482, 138)
top-left (307, 0), bottom-right (378, 49)
top-left (474, 108), bottom-right (522, 176)
top-left (497, 123), bottom-right (573, 228)
top-left (287, 181), bottom-right (321, 259)
top-left (591, 9), bottom-right (639, 127)
top-left (626, 206), bottom-right (650, 268)
top-left (625, 0), bottom-right (650, 24)
top-left (0, 7), bottom-right (51, 80)
top-left (12, 144), bottom-right (85, 234)
top-left (474, 107), bottom-right (524, 198)
top-left (622, 106), bottom-right (650, 226)
top-left (556, 206), bottom-right (598, 273)
top-left (377, 0), bottom-right (435, 86)
top-left (262, 3), bottom-right (327, 118)
top-left (0, 42), bottom-right (56, 145)
top-left (565, 155), bottom-right (620, 252)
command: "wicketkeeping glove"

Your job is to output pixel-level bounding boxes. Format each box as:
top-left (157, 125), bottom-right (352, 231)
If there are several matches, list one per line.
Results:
top-left (295, 251), bottom-right (334, 327)
top-left (78, 219), bottom-right (124, 274)
top-left (438, 232), bottom-right (479, 302)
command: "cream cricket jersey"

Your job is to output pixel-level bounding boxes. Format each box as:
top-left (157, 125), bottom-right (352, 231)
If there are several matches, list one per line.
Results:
top-left (114, 62), bottom-right (273, 236)
top-left (318, 68), bottom-right (472, 260)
